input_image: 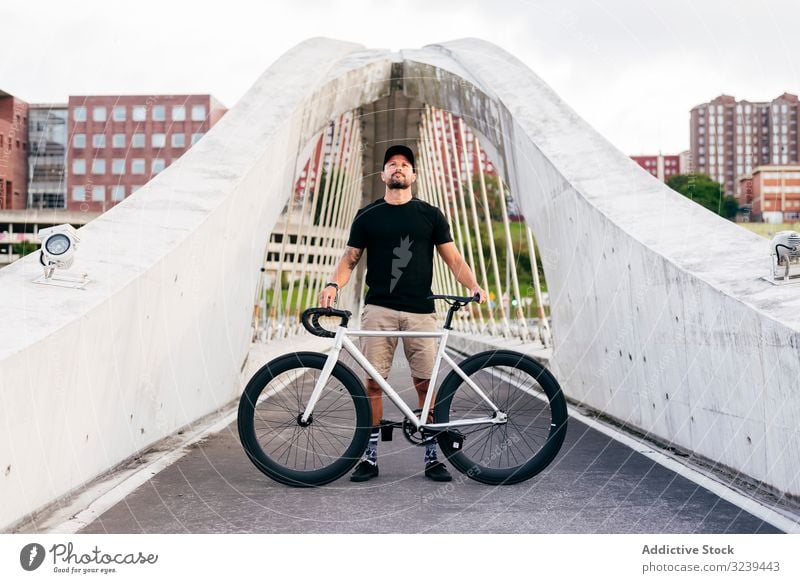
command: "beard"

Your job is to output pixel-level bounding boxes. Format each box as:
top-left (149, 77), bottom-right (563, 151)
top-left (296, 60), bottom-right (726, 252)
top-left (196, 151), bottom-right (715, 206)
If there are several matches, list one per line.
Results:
top-left (387, 173), bottom-right (411, 189)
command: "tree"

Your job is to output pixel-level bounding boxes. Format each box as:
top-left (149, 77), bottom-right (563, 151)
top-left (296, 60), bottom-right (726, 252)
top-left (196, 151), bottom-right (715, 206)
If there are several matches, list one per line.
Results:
top-left (666, 173), bottom-right (739, 219)
top-left (12, 241), bottom-right (38, 258)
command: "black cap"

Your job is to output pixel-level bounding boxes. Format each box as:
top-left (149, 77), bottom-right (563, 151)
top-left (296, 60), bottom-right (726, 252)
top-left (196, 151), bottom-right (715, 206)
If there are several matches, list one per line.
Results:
top-left (383, 145), bottom-right (415, 171)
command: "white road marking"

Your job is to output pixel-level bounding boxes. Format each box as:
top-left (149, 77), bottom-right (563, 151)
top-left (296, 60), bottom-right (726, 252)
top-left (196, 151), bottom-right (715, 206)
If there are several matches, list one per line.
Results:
top-left (34, 404), bottom-right (239, 534)
top-left (445, 342), bottom-right (800, 533)
top-left (569, 406), bottom-right (800, 534)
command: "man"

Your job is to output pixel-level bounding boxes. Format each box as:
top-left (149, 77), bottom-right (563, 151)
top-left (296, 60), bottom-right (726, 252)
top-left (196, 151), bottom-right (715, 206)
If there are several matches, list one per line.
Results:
top-left (318, 145), bottom-right (487, 482)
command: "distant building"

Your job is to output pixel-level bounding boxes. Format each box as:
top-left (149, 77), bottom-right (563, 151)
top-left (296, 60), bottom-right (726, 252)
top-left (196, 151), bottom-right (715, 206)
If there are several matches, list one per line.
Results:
top-left (0, 208), bottom-right (97, 265)
top-left (690, 93), bottom-right (799, 197)
top-left (630, 153), bottom-right (682, 182)
top-left (441, 113), bottom-right (495, 176)
top-left (293, 110), bottom-right (497, 205)
top-left (28, 104), bottom-right (68, 209)
top-left (738, 175), bottom-right (753, 204)
top-left (679, 150), bottom-right (693, 174)
top-left (749, 165), bottom-right (800, 223)
top-left (66, 94), bottom-right (226, 212)
top-left (0, 90), bottom-right (29, 210)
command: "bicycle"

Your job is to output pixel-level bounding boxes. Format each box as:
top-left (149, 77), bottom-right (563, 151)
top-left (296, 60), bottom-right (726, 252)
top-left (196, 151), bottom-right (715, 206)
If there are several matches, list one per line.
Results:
top-left (237, 294), bottom-right (568, 487)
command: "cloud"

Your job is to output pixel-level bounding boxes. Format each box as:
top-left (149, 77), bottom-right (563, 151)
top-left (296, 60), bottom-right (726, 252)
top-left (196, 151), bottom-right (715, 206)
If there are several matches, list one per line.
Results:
top-left (2, 0), bottom-right (799, 154)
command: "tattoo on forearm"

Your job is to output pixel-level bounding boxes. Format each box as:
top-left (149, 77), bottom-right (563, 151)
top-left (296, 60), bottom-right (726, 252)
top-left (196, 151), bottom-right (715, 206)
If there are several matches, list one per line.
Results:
top-left (344, 247), bottom-right (363, 269)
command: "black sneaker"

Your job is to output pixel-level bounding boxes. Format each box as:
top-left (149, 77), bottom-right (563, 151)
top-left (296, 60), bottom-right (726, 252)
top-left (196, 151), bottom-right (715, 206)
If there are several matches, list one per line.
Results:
top-left (424, 461), bottom-right (452, 482)
top-left (350, 460), bottom-right (379, 482)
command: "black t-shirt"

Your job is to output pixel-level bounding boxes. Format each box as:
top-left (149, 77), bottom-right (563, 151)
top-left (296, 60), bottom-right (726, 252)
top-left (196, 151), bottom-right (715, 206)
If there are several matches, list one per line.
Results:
top-left (347, 197), bottom-right (453, 313)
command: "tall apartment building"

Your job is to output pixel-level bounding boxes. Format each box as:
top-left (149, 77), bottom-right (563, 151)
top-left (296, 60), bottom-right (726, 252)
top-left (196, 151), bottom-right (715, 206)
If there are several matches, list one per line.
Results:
top-left (66, 95), bottom-right (226, 212)
top-left (631, 153), bottom-right (682, 182)
top-left (0, 90), bottom-right (29, 210)
top-left (690, 93), bottom-right (799, 196)
top-left (28, 104), bottom-right (68, 209)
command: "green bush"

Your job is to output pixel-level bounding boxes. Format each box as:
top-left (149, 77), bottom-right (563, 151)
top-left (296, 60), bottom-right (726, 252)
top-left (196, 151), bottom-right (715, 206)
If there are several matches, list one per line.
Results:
top-left (666, 173), bottom-right (739, 219)
top-left (12, 241), bottom-right (39, 258)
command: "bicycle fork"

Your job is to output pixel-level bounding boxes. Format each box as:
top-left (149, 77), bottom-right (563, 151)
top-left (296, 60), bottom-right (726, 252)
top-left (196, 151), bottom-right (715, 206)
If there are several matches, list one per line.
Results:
top-left (299, 327), bottom-right (347, 425)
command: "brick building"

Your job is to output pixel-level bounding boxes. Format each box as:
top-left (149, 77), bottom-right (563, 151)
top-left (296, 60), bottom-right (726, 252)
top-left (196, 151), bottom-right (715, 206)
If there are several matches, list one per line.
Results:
top-left (630, 153), bottom-right (682, 182)
top-left (690, 93), bottom-right (799, 196)
top-left (748, 165), bottom-right (800, 223)
top-left (738, 176), bottom-right (754, 206)
top-left (0, 90), bottom-right (29, 210)
top-left (66, 95), bottom-right (226, 212)
top-left (293, 110), bottom-right (497, 203)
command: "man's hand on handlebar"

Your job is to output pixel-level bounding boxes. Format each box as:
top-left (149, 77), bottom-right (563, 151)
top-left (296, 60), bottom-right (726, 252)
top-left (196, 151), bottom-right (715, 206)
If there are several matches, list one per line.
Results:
top-left (318, 285), bottom-right (338, 308)
top-left (470, 286), bottom-right (488, 304)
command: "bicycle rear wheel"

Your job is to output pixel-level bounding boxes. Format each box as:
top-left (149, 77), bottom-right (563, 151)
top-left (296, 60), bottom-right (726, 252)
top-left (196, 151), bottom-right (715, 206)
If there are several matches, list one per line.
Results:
top-left (433, 350), bottom-right (568, 485)
top-left (237, 351), bottom-right (371, 487)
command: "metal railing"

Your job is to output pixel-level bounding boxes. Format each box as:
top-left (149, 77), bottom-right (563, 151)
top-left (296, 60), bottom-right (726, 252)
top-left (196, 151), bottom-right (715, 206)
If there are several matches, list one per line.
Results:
top-left (254, 106), bottom-right (550, 346)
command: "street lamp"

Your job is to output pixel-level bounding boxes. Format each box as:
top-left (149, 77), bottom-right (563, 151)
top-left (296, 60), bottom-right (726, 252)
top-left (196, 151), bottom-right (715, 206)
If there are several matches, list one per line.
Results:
top-left (38, 224), bottom-right (79, 279)
top-left (769, 230), bottom-right (800, 282)
top-left (34, 224), bottom-right (89, 289)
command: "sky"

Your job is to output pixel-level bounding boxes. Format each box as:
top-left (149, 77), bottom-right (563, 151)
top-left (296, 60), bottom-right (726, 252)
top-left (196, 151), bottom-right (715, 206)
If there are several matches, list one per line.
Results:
top-left (2, 0), bottom-right (800, 155)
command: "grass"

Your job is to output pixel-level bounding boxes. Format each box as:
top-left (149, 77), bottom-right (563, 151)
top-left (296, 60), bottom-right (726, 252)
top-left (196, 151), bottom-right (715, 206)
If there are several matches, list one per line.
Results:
top-left (737, 222), bottom-right (800, 239)
top-left (467, 219), bottom-right (548, 300)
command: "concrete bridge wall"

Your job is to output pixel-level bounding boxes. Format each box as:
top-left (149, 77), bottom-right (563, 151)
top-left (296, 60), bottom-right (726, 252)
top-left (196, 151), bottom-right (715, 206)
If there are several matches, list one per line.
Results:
top-left (1, 37), bottom-right (798, 531)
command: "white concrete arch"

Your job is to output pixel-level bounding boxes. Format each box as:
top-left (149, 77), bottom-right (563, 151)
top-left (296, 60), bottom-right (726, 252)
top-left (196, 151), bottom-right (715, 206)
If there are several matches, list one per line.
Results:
top-left (1, 37), bottom-right (798, 531)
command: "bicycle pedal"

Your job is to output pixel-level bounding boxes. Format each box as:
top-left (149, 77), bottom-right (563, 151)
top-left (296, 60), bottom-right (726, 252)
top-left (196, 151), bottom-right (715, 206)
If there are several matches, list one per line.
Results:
top-left (444, 430), bottom-right (464, 450)
top-left (379, 420), bottom-right (394, 441)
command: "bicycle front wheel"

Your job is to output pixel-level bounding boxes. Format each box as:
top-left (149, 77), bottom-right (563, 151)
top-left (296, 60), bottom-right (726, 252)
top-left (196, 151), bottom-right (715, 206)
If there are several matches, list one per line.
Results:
top-left (237, 351), bottom-right (371, 487)
top-left (433, 350), bottom-right (568, 485)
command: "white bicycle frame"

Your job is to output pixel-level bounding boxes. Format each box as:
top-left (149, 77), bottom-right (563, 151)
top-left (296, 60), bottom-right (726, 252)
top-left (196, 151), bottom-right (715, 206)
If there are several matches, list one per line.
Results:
top-left (299, 325), bottom-right (508, 430)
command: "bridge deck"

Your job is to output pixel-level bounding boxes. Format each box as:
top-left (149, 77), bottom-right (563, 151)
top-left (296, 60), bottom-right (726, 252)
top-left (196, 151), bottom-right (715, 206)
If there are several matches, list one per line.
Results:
top-left (70, 346), bottom-right (780, 534)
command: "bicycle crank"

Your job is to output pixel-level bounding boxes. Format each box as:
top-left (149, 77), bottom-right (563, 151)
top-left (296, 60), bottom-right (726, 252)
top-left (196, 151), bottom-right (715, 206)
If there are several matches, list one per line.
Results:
top-left (401, 410), bottom-right (437, 446)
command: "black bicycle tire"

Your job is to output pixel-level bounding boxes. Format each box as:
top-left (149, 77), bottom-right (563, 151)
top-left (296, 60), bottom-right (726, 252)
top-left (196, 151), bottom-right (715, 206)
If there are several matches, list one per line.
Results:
top-left (237, 351), bottom-right (371, 487)
top-left (433, 350), bottom-right (568, 485)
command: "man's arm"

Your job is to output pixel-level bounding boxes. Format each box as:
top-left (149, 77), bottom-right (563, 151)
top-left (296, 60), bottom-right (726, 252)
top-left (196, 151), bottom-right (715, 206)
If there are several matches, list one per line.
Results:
top-left (436, 242), bottom-right (487, 302)
top-left (318, 246), bottom-right (363, 308)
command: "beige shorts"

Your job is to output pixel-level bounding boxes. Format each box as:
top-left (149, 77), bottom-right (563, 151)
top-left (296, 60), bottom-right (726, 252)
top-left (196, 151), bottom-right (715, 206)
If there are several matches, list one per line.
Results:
top-left (360, 304), bottom-right (438, 379)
